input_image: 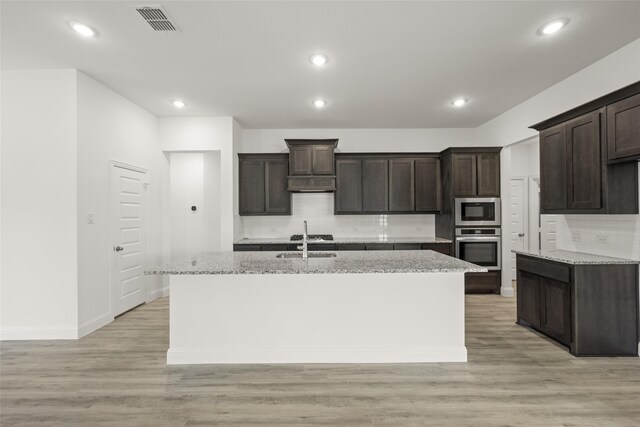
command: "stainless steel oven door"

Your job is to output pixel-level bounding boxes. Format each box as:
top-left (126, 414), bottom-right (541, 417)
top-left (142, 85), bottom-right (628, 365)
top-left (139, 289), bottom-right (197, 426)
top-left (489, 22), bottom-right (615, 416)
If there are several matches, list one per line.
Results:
top-left (455, 236), bottom-right (501, 270)
top-left (455, 198), bottom-right (501, 226)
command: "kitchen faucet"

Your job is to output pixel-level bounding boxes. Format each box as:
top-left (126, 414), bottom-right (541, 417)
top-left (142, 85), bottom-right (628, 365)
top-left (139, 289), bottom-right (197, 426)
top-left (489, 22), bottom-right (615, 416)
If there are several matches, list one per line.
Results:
top-left (299, 220), bottom-right (309, 259)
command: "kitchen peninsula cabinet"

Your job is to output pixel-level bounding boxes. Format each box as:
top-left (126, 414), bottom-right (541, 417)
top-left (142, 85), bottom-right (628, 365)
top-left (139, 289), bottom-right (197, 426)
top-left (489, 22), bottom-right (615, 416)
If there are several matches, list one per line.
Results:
top-left (334, 154), bottom-right (441, 214)
top-left (531, 81), bottom-right (639, 214)
top-left (515, 251), bottom-right (639, 356)
top-left (238, 154), bottom-right (291, 216)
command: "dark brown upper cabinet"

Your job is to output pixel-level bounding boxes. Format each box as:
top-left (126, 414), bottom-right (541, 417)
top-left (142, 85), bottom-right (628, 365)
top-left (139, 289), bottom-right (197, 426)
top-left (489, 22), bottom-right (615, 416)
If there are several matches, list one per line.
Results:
top-left (334, 154), bottom-right (441, 215)
top-left (540, 111), bottom-right (603, 212)
top-left (389, 158), bottom-right (415, 212)
top-left (531, 81), bottom-right (640, 214)
top-left (285, 139), bottom-right (337, 176)
top-left (449, 150), bottom-right (501, 197)
top-left (607, 92), bottom-right (640, 163)
top-left (238, 154), bottom-right (291, 216)
top-left (415, 158), bottom-right (441, 212)
top-left (335, 158), bottom-right (363, 213)
top-left (362, 159), bottom-right (389, 212)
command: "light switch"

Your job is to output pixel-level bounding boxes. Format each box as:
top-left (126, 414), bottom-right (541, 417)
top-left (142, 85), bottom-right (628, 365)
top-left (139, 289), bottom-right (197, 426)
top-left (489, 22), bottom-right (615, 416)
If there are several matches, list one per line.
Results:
top-left (87, 213), bottom-right (94, 224)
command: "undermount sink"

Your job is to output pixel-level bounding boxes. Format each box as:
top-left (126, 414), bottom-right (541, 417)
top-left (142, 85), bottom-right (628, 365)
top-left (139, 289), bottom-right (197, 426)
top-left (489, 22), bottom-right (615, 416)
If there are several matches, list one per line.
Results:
top-left (276, 252), bottom-right (337, 259)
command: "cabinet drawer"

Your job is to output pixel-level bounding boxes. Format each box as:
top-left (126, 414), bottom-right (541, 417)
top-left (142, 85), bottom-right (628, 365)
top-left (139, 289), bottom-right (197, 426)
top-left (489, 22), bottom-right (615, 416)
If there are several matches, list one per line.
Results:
top-left (261, 244), bottom-right (294, 252)
top-left (365, 243), bottom-right (394, 250)
top-left (394, 243), bottom-right (422, 250)
top-left (517, 256), bottom-right (570, 283)
top-left (307, 243), bottom-right (337, 251)
top-left (336, 243), bottom-right (366, 251)
top-left (233, 244), bottom-right (262, 251)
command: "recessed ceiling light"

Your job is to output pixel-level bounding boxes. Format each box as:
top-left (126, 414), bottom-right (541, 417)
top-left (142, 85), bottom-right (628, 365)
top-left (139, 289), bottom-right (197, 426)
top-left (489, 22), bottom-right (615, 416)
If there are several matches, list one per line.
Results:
top-left (539, 19), bottom-right (568, 35)
top-left (451, 98), bottom-right (468, 108)
top-left (312, 99), bottom-right (327, 108)
top-left (172, 100), bottom-right (186, 108)
top-left (68, 21), bottom-right (96, 37)
top-left (310, 54), bottom-right (329, 66)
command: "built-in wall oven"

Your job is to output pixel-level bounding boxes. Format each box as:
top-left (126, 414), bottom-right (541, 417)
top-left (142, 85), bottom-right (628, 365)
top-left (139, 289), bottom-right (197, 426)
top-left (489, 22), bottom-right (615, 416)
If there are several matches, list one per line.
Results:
top-left (455, 198), bottom-right (501, 226)
top-left (455, 228), bottom-right (501, 270)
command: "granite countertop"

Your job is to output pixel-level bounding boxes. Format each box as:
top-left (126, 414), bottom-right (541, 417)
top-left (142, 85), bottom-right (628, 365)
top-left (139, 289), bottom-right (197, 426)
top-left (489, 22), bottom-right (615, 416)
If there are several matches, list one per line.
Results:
top-left (235, 237), bottom-right (452, 244)
top-left (512, 249), bottom-right (639, 265)
top-left (147, 250), bottom-right (485, 275)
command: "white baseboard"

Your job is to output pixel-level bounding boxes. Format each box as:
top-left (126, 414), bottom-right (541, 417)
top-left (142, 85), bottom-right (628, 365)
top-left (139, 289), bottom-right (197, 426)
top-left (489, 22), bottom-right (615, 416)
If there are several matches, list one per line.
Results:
top-left (501, 286), bottom-right (514, 297)
top-left (148, 286), bottom-right (170, 301)
top-left (78, 312), bottom-right (113, 338)
top-left (167, 346), bottom-right (468, 365)
top-left (1, 326), bottom-right (78, 341)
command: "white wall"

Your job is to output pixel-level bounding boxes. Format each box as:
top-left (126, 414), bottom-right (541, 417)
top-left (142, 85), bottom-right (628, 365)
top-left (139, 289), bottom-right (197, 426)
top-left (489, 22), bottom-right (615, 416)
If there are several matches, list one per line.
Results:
top-left (1, 69), bottom-right (79, 339)
top-left (76, 72), bottom-right (164, 336)
top-left (160, 117), bottom-right (236, 251)
top-left (476, 38), bottom-right (640, 147)
top-left (169, 152), bottom-right (221, 261)
top-left (242, 128), bottom-right (478, 154)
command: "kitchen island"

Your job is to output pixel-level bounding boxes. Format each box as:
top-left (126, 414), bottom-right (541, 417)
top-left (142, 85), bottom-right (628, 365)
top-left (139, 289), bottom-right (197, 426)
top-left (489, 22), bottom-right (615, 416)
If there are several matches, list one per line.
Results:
top-left (148, 250), bottom-right (485, 365)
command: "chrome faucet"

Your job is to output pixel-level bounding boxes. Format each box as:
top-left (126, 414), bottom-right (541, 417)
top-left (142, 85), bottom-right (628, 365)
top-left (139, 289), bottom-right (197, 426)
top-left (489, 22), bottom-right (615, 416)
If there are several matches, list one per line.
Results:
top-left (298, 220), bottom-right (309, 259)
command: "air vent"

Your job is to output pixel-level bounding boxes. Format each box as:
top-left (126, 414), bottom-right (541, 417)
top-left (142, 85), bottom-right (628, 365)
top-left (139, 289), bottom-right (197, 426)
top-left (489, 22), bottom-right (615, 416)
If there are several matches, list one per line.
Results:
top-left (135, 6), bottom-right (180, 32)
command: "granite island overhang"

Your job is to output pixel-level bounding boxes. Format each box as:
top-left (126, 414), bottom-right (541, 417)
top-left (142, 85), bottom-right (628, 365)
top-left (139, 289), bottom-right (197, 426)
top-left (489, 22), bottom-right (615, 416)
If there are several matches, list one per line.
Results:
top-left (147, 250), bottom-right (486, 365)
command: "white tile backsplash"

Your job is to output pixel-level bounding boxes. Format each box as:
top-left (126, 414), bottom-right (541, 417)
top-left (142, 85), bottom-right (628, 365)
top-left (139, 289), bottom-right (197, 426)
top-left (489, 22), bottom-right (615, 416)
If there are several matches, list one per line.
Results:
top-left (241, 193), bottom-right (436, 238)
top-left (556, 173), bottom-right (640, 260)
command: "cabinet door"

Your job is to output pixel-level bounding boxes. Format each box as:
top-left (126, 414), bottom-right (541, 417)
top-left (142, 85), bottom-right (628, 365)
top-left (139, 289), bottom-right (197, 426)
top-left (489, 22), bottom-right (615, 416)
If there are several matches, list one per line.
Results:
top-left (452, 154), bottom-right (477, 196)
top-left (265, 159), bottom-right (291, 214)
top-left (517, 270), bottom-right (541, 329)
top-left (312, 145), bottom-right (335, 175)
top-left (566, 111), bottom-right (602, 210)
top-left (477, 153), bottom-right (500, 196)
top-left (539, 124), bottom-right (567, 210)
top-left (389, 159), bottom-right (415, 212)
top-left (239, 159), bottom-right (265, 214)
top-left (335, 159), bottom-right (362, 213)
top-left (607, 92), bottom-right (640, 162)
top-left (362, 159), bottom-right (389, 212)
top-left (540, 277), bottom-right (571, 346)
top-left (415, 158), bottom-right (441, 212)
top-left (289, 145), bottom-right (313, 175)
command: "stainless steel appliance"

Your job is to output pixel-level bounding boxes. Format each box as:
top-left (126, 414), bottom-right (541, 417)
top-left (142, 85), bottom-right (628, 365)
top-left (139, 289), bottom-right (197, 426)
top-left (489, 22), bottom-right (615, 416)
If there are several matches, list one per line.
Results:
top-left (455, 197), bottom-right (501, 226)
top-left (455, 228), bottom-right (501, 270)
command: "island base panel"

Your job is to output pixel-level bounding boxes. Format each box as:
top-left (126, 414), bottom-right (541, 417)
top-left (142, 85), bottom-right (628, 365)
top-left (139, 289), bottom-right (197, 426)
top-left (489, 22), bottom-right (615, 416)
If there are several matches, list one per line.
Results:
top-left (168, 272), bottom-right (467, 364)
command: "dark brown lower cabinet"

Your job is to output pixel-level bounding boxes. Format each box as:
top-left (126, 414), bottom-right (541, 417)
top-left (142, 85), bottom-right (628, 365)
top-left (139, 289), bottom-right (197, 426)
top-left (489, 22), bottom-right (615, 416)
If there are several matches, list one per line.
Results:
top-left (516, 254), bottom-right (639, 356)
top-left (233, 242), bottom-right (453, 254)
top-left (465, 272), bottom-right (501, 294)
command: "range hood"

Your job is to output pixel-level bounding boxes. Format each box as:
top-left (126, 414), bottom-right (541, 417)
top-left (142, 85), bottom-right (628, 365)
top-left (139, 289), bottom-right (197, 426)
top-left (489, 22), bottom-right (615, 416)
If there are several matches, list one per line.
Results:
top-left (285, 139), bottom-right (338, 192)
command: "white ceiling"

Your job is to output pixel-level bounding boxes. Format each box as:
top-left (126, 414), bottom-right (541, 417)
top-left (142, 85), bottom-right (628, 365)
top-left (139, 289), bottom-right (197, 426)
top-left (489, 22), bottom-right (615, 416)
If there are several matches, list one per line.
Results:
top-left (2, 1), bottom-right (640, 129)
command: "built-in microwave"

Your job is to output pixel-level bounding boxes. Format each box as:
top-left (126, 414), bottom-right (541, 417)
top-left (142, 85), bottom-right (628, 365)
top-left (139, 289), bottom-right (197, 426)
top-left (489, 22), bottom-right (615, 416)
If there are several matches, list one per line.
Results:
top-left (455, 198), bottom-right (501, 226)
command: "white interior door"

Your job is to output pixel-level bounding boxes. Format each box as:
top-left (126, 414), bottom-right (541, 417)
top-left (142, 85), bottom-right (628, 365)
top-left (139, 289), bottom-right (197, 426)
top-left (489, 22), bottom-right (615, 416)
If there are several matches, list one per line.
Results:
top-left (509, 178), bottom-right (527, 280)
top-left (111, 164), bottom-right (147, 316)
top-left (529, 177), bottom-right (557, 251)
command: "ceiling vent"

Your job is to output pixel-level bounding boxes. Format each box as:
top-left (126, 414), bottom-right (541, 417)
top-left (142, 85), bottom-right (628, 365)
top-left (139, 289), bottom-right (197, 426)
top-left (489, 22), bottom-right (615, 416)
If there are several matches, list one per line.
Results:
top-left (134, 6), bottom-right (180, 32)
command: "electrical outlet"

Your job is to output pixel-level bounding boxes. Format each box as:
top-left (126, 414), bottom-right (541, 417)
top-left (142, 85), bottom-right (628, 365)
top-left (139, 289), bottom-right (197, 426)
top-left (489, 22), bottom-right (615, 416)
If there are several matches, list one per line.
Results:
top-left (87, 212), bottom-right (94, 224)
top-left (571, 231), bottom-right (581, 242)
top-left (595, 235), bottom-right (609, 244)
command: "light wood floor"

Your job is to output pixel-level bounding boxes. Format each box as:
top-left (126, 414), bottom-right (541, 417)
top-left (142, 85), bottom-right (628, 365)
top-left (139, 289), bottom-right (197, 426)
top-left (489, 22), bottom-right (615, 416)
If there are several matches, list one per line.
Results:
top-left (1, 295), bottom-right (639, 426)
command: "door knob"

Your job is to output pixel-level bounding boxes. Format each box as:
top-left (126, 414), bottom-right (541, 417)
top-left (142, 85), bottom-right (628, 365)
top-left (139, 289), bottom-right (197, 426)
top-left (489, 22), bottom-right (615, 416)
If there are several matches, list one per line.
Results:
top-left (114, 246), bottom-right (124, 252)
top-left (518, 233), bottom-right (525, 237)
